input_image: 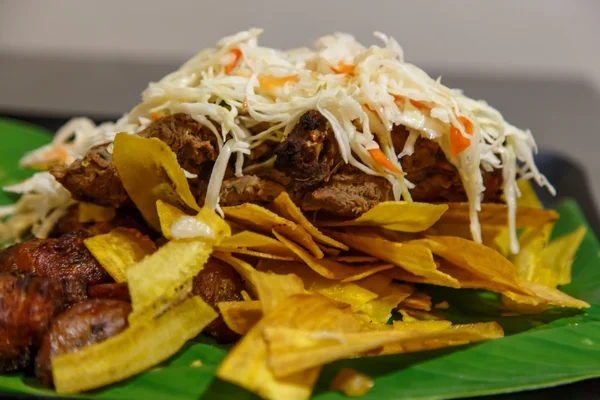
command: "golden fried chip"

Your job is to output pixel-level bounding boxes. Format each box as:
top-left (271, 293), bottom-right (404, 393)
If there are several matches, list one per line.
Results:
top-left (157, 200), bottom-right (231, 243)
top-left (320, 246), bottom-right (342, 256)
top-left (510, 225), bottom-right (552, 282)
top-left (78, 202), bottom-right (116, 223)
top-left (219, 230), bottom-right (296, 258)
top-left (217, 294), bottom-right (362, 400)
top-left (257, 262), bottom-right (379, 313)
top-left (127, 240), bottom-right (212, 322)
top-left (413, 236), bottom-right (527, 294)
top-left (328, 230), bottom-right (459, 288)
top-left (273, 230), bottom-right (389, 281)
top-left (392, 320), bottom-right (452, 331)
top-left (335, 255), bottom-right (380, 263)
top-left (269, 192), bottom-right (348, 250)
top-left (400, 291), bottom-right (432, 311)
top-left (84, 228), bottom-right (157, 283)
top-left (535, 226), bottom-right (586, 287)
top-left (53, 296), bottom-right (217, 394)
top-left (330, 368), bottom-right (374, 397)
top-left (252, 269), bottom-right (306, 314)
top-left (504, 280), bottom-right (590, 309)
top-left (354, 274), bottom-right (414, 324)
top-left (264, 321), bottom-right (503, 377)
top-left (318, 201), bottom-right (448, 232)
top-left (379, 322), bottom-right (504, 355)
top-left (517, 180), bottom-right (543, 209)
top-left (223, 203), bottom-right (323, 258)
top-left (215, 247), bottom-right (296, 261)
top-left (112, 133), bottom-right (200, 230)
top-left (439, 203), bottom-right (558, 228)
top-left (340, 263), bottom-right (395, 283)
top-left (218, 300), bottom-right (263, 335)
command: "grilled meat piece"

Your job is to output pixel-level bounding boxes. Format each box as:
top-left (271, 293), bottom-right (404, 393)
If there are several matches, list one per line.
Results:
top-left (138, 113), bottom-right (219, 175)
top-left (50, 143), bottom-right (129, 208)
top-left (50, 205), bottom-right (151, 238)
top-left (219, 175), bottom-right (285, 206)
top-left (192, 258), bottom-right (244, 343)
top-left (274, 110), bottom-right (340, 183)
top-left (392, 126), bottom-right (503, 202)
top-left (87, 283), bottom-right (130, 302)
top-left (0, 230), bottom-right (111, 287)
top-left (0, 273), bottom-right (64, 373)
top-left (301, 165), bottom-right (393, 217)
top-left (51, 113), bottom-right (219, 208)
top-left (35, 299), bottom-right (131, 386)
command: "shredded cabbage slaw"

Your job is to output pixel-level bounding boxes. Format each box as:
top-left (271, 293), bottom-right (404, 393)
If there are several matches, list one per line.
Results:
top-left (0, 29), bottom-right (554, 252)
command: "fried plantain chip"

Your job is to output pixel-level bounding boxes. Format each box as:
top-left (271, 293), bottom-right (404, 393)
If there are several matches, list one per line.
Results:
top-left (78, 202), bottom-right (116, 223)
top-left (392, 320), bottom-right (452, 331)
top-left (218, 300), bottom-right (263, 335)
top-left (510, 225), bottom-right (552, 282)
top-left (535, 226), bottom-right (586, 288)
top-left (223, 203), bottom-right (323, 258)
top-left (318, 201), bottom-right (448, 232)
top-left (112, 133), bottom-right (200, 230)
top-left (269, 192), bottom-right (348, 250)
top-left (330, 368), bottom-right (374, 397)
top-left (218, 294), bottom-right (361, 400)
top-left (264, 321), bottom-right (503, 377)
top-left (379, 322), bottom-right (504, 355)
top-left (438, 203), bottom-right (558, 228)
top-left (413, 236), bottom-right (528, 294)
top-left (215, 247), bottom-right (296, 261)
top-left (127, 239), bottom-right (212, 322)
top-left (157, 200), bottom-right (231, 243)
top-left (517, 180), bottom-right (543, 209)
top-left (335, 255), bottom-right (380, 263)
top-left (256, 261), bottom-right (379, 314)
top-left (400, 291), bottom-right (432, 311)
top-left (354, 274), bottom-right (414, 324)
top-left (84, 228), bottom-right (157, 283)
top-left (340, 263), bottom-right (395, 283)
top-left (219, 230), bottom-right (296, 258)
top-left (53, 296), bottom-right (217, 394)
top-left (328, 230), bottom-right (459, 288)
top-left (504, 280), bottom-right (590, 309)
top-left (273, 230), bottom-right (391, 281)
top-left (320, 246), bottom-right (342, 256)
top-left (252, 269), bottom-right (306, 314)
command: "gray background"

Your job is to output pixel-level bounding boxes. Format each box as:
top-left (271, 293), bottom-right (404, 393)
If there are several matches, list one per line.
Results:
top-left (1, 0), bottom-right (599, 204)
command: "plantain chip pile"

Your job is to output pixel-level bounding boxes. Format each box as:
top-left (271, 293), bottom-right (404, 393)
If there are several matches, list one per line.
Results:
top-left (52, 137), bottom-right (590, 399)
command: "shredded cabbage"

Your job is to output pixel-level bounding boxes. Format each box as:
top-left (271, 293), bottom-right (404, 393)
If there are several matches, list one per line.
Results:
top-left (0, 29), bottom-right (554, 252)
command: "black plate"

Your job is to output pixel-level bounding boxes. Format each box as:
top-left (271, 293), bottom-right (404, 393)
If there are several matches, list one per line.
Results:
top-left (1, 113), bottom-right (599, 400)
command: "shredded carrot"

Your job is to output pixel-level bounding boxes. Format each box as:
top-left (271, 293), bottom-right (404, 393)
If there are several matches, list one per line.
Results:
top-left (332, 62), bottom-right (356, 75)
top-left (257, 74), bottom-right (298, 91)
top-left (224, 49), bottom-right (242, 74)
top-left (450, 116), bottom-right (474, 158)
top-left (368, 148), bottom-right (403, 174)
top-left (151, 113), bottom-right (163, 120)
top-left (394, 95), bottom-right (427, 111)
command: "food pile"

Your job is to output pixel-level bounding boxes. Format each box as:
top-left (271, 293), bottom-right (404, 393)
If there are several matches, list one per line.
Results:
top-left (0, 30), bottom-right (589, 399)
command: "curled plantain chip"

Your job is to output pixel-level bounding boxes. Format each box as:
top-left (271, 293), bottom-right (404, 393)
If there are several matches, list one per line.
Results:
top-left (112, 133), bottom-right (200, 230)
top-left (318, 201), bottom-right (448, 232)
top-left (218, 300), bottom-right (263, 335)
top-left (156, 200), bottom-right (231, 243)
top-left (84, 228), bottom-right (157, 283)
top-left (438, 203), bottom-right (558, 228)
top-left (53, 296), bottom-right (217, 394)
top-left (218, 230), bottom-right (296, 258)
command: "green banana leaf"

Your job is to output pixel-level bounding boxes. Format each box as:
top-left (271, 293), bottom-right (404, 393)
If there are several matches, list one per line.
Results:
top-left (1, 117), bottom-right (599, 400)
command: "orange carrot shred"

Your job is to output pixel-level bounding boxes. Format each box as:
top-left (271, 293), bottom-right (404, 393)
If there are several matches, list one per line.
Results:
top-left (225, 49), bottom-right (242, 75)
top-left (368, 148), bottom-right (403, 174)
top-left (151, 113), bottom-right (162, 120)
top-left (332, 62), bottom-right (356, 75)
top-left (450, 116), bottom-right (474, 158)
top-left (257, 75), bottom-right (298, 91)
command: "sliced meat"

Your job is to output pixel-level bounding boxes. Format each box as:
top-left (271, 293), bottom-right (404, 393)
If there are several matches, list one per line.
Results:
top-left (50, 143), bottom-right (129, 208)
top-left (0, 273), bottom-right (64, 373)
top-left (35, 299), bottom-right (131, 386)
top-left (0, 230), bottom-right (112, 287)
top-left (51, 113), bottom-right (219, 208)
top-left (274, 110), bottom-right (340, 183)
top-left (88, 283), bottom-right (130, 302)
top-left (301, 165), bottom-right (393, 217)
top-left (219, 175), bottom-right (285, 206)
top-left (50, 205), bottom-right (151, 238)
top-left (192, 258), bottom-right (244, 343)
top-left (138, 113), bottom-right (218, 175)
top-left (392, 125), bottom-right (503, 203)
